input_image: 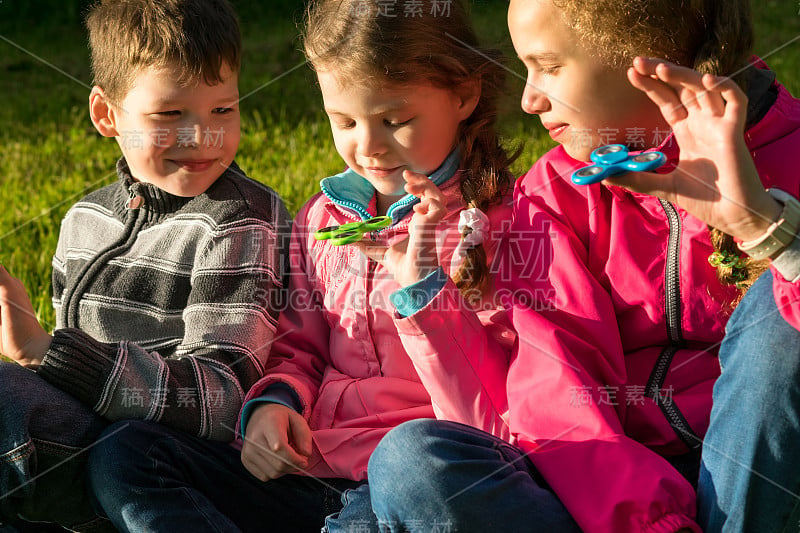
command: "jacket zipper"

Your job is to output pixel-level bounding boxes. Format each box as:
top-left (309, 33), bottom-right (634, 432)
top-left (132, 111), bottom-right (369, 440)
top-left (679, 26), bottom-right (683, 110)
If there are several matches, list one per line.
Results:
top-left (647, 199), bottom-right (700, 450)
top-left (659, 199), bottom-right (684, 345)
top-left (62, 187), bottom-right (146, 328)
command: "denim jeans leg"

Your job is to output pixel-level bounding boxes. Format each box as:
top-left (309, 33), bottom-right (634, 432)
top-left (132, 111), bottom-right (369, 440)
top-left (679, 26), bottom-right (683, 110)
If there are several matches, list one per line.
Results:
top-left (368, 419), bottom-right (580, 533)
top-left (324, 482), bottom-right (379, 533)
top-left (698, 270), bottom-right (800, 532)
top-left (89, 419), bottom-right (359, 533)
top-left (0, 362), bottom-right (111, 532)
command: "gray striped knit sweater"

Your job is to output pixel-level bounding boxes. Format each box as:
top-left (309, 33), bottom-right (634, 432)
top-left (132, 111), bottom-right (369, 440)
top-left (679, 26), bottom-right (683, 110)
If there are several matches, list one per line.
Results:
top-left (36, 158), bottom-right (290, 441)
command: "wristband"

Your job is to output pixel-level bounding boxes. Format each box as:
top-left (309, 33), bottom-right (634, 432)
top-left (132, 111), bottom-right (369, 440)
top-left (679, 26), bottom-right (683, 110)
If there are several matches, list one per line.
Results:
top-left (737, 189), bottom-right (800, 260)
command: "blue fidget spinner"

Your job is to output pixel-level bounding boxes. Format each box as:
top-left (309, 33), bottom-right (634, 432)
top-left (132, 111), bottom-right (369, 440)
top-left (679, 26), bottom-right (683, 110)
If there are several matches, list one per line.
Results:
top-left (571, 144), bottom-right (666, 186)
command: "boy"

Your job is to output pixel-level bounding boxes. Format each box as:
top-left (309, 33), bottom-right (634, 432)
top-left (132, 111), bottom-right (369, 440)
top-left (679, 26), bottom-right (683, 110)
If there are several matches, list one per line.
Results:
top-left (0, 0), bottom-right (289, 530)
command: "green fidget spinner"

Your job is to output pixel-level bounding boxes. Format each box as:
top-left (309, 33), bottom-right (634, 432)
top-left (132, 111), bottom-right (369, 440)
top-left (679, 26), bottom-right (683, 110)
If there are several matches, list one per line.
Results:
top-left (313, 216), bottom-right (392, 246)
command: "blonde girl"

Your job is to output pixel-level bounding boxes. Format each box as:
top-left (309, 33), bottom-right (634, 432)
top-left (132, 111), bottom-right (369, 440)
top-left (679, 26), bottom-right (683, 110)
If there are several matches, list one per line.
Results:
top-left (368, 1), bottom-right (800, 532)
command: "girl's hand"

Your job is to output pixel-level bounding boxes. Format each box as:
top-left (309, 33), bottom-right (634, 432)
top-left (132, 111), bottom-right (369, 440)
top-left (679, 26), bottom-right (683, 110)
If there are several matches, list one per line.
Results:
top-left (240, 402), bottom-right (312, 481)
top-left (0, 265), bottom-right (51, 368)
top-left (612, 57), bottom-right (781, 242)
top-left (354, 170), bottom-right (447, 286)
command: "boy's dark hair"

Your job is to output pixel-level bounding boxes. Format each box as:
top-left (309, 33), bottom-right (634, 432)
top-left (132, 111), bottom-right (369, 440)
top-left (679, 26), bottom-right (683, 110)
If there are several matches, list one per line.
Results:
top-left (86, 0), bottom-right (241, 103)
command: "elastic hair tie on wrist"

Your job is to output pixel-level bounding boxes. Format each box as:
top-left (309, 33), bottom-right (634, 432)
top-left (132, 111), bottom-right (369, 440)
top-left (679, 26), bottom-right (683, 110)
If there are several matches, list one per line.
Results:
top-left (707, 251), bottom-right (747, 269)
top-left (708, 251), bottom-right (749, 286)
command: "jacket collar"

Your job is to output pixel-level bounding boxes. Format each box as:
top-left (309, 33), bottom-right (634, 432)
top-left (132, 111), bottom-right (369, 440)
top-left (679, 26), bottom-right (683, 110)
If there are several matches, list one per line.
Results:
top-left (319, 150), bottom-right (461, 224)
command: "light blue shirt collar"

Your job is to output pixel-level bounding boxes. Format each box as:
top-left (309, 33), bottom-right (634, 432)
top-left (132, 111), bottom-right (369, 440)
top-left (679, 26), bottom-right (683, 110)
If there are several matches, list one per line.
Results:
top-left (319, 150), bottom-right (460, 224)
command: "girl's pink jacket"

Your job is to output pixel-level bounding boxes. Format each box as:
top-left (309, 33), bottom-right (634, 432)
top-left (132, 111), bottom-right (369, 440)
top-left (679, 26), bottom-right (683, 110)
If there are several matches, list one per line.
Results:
top-left (241, 174), bottom-right (515, 481)
top-left (497, 72), bottom-right (800, 533)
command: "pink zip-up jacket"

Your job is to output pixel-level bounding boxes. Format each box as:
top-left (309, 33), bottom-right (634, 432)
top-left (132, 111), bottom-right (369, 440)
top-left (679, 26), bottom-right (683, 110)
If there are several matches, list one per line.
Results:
top-left (497, 71), bottom-right (800, 533)
top-left (241, 162), bottom-right (515, 480)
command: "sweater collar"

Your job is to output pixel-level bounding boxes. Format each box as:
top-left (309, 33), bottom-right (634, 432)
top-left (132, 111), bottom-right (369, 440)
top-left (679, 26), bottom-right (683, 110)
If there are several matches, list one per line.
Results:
top-left (319, 150), bottom-right (461, 224)
top-left (112, 157), bottom-right (241, 219)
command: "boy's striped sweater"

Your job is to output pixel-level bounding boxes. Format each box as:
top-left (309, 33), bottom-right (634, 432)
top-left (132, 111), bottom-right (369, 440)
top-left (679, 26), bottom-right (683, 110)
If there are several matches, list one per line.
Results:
top-left (35, 158), bottom-right (290, 441)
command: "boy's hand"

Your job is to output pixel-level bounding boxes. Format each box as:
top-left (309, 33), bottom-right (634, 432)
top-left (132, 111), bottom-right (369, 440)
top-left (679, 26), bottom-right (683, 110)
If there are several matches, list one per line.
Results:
top-left (0, 266), bottom-right (51, 368)
top-left (615, 57), bottom-right (781, 243)
top-left (354, 170), bottom-right (447, 286)
top-left (240, 402), bottom-right (312, 481)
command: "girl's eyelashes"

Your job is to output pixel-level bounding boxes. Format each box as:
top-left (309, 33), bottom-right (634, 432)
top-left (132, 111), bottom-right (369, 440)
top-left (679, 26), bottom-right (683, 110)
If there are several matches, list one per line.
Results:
top-left (539, 65), bottom-right (561, 75)
top-left (331, 118), bottom-right (412, 129)
top-left (384, 118), bottom-right (412, 127)
top-left (213, 107), bottom-right (235, 114)
top-left (154, 110), bottom-right (181, 117)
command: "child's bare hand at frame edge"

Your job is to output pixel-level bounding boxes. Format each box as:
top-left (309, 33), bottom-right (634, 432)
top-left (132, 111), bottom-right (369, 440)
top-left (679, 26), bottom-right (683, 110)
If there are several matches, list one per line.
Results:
top-left (240, 402), bottom-right (313, 481)
top-left (354, 170), bottom-right (447, 287)
top-left (611, 57), bottom-right (782, 244)
top-left (0, 265), bottom-right (52, 368)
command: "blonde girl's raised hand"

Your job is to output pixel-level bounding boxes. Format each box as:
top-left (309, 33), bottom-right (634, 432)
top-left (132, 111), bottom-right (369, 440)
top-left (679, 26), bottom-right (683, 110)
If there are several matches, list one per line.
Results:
top-left (240, 402), bottom-right (312, 482)
top-left (612, 57), bottom-right (782, 243)
top-left (354, 170), bottom-right (447, 287)
top-left (0, 265), bottom-right (51, 368)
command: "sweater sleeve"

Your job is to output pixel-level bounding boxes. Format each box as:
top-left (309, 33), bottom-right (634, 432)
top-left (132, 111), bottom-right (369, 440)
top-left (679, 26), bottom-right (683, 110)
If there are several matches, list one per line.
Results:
top-left (497, 164), bottom-right (700, 533)
top-left (37, 199), bottom-right (291, 442)
top-left (238, 205), bottom-right (331, 429)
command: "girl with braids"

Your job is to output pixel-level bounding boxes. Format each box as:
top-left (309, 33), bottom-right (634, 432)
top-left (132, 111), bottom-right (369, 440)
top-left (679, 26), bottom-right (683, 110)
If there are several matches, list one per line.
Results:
top-left (87, 0), bottom-right (517, 531)
top-left (368, 0), bottom-right (800, 532)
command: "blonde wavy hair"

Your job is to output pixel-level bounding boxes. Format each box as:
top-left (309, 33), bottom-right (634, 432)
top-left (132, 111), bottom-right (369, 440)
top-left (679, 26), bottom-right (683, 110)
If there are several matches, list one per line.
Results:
top-left (553, 0), bottom-right (764, 293)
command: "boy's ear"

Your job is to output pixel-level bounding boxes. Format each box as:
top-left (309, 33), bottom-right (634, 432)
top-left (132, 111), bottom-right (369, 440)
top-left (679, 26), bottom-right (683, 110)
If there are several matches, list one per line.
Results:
top-left (89, 86), bottom-right (119, 137)
top-left (455, 78), bottom-right (482, 122)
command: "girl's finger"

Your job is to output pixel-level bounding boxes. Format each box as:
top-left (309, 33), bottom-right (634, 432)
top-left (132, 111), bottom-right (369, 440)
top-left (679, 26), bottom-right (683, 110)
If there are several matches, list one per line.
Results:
top-left (632, 57), bottom-right (720, 108)
top-left (627, 66), bottom-right (688, 124)
top-left (703, 73), bottom-right (748, 126)
top-left (631, 56), bottom-right (667, 77)
top-left (650, 59), bottom-right (707, 89)
top-left (403, 170), bottom-right (445, 202)
top-left (425, 195), bottom-right (447, 221)
top-left (693, 84), bottom-right (725, 117)
top-left (287, 413), bottom-right (313, 458)
top-left (652, 61), bottom-right (734, 116)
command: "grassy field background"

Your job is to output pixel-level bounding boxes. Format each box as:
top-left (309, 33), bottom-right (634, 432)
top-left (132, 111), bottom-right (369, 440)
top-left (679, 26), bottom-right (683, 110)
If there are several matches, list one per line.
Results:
top-left (0, 0), bottom-right (798, 341)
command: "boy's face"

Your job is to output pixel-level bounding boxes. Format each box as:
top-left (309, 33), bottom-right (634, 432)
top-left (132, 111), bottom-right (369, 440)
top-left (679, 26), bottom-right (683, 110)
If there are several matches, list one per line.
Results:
top-left (508, 0), bottom-right (667, 162)
top-left (97, 64), bottom-right (240, 197)
top-left (317, 69), bottom-right (477, 213)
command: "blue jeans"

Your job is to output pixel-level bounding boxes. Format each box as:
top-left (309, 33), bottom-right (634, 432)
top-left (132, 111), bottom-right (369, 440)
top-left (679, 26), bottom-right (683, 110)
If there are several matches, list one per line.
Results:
top-left (367, 418), bottom-right (581, 532)
top-left (88, 419), bottom-right (379, 532)
top-left (698, 270), bottom-right (800, 531)
top-left (0, 362), bottom-right (112, 532)
top-left (370, 271), bottom-right (800, 532)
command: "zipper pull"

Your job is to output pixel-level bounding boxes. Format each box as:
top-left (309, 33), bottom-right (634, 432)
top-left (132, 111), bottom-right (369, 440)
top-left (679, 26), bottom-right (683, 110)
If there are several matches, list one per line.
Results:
top-left (126, 187), bottom-right (144, 209)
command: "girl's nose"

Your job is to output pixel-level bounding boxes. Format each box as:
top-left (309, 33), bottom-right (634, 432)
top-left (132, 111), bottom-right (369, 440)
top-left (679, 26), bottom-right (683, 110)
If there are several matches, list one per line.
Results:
top-left (357, 125), bottom-right (387, 157)
top-left (521, 80), bottom-right (551, 115)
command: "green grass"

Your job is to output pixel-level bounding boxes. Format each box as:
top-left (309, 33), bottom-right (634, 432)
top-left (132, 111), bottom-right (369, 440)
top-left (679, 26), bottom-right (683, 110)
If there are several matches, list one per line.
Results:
top-left (0, 0), bottom-right (798, 343)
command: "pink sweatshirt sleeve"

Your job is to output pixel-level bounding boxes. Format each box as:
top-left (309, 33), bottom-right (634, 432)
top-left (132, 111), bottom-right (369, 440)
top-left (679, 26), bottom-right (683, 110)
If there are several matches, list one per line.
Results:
top-left (395, 278), bottom-right (513, 441)
top-left (771, 266), bottom-right (800, 327)
top-left (241, 206), bottom-right (330, 417)
top-left (498, 168), bottom-right (700, 533)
